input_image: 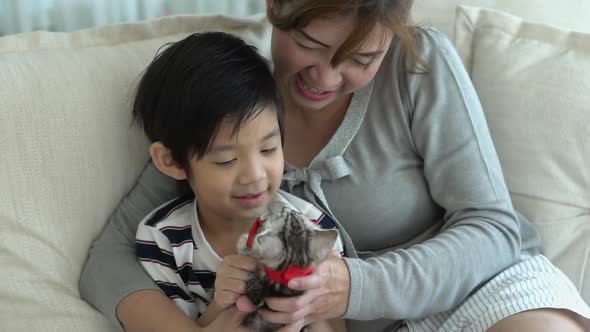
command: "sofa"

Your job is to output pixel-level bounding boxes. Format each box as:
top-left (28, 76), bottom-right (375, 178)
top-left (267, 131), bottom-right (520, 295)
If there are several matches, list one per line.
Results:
top-left (1, 0), bottom-right (589, 330)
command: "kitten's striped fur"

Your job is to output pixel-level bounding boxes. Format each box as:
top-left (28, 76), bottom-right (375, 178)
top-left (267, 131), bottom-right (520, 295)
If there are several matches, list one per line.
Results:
top-left (237, 208), bottom-right (338, 332)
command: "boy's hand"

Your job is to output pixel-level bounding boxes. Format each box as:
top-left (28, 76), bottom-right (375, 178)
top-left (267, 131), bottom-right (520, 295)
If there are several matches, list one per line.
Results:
top-left (213, 255), bottom-right (257, 309)
top-left (201, 306), bottom-right (252, 332)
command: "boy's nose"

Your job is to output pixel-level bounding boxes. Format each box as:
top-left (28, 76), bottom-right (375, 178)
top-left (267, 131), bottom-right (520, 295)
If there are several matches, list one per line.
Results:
top-left (238, 158), bottom-right (266, 184)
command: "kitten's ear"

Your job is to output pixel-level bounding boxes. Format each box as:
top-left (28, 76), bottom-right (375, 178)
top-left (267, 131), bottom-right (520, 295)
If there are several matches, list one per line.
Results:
top-left (254, 230), bottom-right (272, 250)
top-left (237, 233), bottom-right (250, 254)
top-left (255, 230), bottom-right (284, 262)
top-left (310, 229), bottom-right (339, 261)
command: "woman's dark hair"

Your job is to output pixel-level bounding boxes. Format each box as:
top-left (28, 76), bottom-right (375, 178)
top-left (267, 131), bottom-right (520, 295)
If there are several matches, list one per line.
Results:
top-left (132, 31), bottom-right (283, 171)
top-left (268, 0), bottom-right (423, 71)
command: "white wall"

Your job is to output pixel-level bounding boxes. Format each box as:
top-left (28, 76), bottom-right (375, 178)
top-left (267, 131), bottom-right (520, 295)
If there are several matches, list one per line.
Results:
top-left (0, 0), bottom-right (266, 36)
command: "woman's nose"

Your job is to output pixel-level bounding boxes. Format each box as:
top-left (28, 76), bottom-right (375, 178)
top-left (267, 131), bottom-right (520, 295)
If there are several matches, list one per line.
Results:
top-left (307, 62), bottom-right (342, 90)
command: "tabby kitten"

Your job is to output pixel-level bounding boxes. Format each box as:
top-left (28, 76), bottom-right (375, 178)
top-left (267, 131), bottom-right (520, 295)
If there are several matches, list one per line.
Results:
top-left (237, 207), bottom-right (339, 332)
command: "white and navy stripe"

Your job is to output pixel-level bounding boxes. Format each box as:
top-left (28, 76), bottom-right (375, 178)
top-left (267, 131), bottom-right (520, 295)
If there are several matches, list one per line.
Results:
top-left (136, 195), bottom-right (216, 320)
top-left (145, 194), bottom-right (194, 227)
top-left (312, 213), bottom-right (338, 230)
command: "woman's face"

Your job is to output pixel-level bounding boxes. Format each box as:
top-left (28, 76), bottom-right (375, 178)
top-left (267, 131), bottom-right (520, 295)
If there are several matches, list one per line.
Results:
top-left (270, 13), bottom-right (393, 112)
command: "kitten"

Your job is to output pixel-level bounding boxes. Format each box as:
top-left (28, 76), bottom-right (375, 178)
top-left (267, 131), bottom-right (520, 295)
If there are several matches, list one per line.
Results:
top-left (237, 207), bottom-right (339, 332)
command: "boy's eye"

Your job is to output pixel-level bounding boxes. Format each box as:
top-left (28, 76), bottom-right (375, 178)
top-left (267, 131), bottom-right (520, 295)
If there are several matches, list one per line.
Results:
top-left (261, 147), bottom-right (277, 154)
top-left (214, 159), bottom-right (236, 166)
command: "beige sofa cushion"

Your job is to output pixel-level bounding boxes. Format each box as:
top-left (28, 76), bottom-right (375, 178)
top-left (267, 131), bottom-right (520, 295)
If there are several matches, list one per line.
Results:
top-left (0, 14), bottom-right (270, 331)
top-left (454, 5), bottom-right (590, 304)
top-left (412, 0), bottom-right (590, 37)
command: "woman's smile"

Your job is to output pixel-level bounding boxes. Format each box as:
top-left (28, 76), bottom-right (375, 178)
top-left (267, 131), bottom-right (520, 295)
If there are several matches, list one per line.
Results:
top-left (295, 73), bottom-right (336, 101)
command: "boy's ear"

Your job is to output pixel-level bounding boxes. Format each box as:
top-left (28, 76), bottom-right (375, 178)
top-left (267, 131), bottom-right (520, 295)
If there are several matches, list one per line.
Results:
top-left (149, 142), bottom-right (187, 180)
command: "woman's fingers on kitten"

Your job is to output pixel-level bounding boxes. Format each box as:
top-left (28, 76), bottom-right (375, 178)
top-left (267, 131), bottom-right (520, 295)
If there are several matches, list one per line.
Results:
top-left (287, 265), bottom-right (329, 290)
top-left (258, 305), bottom-right (308, 325)
top-left (262, 289), bottom-right (325, 321)
top-left (287, 273), bottom-right (322, 290)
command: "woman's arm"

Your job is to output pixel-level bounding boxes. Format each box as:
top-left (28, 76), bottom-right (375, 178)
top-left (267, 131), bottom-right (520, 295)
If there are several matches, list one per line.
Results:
top-left (341, 27), bottom-right (527, 320)
top-left (79, 161), bottom-right (190, 326)
top-left (120, 294), bottom-right (254, 332)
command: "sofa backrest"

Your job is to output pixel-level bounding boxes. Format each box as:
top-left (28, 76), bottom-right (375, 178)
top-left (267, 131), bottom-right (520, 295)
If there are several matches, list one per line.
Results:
top-left (412, 0), bottom-right (590, 37)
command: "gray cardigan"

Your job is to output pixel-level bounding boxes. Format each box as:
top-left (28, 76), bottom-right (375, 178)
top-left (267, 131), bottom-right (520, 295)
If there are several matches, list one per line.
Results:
top-left (80, 27), bottom-right (541, 331)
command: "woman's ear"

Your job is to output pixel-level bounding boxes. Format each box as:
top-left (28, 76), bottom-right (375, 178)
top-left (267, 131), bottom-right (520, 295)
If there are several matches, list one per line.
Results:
top-left (149, 142), bottom-right (187, 180)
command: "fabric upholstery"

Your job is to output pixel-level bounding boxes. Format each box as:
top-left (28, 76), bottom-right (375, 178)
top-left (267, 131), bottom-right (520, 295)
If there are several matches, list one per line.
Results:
top-left (454, 5), bottom-right (590, 304)
top-left (412, 0), bottom-right (590, 38)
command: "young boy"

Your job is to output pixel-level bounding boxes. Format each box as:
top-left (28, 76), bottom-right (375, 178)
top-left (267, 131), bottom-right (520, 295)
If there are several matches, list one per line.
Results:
top-left (132, 32), bottom-right (344, 330)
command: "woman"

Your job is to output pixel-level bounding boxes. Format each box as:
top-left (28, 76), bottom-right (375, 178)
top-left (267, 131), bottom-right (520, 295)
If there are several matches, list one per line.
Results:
top-left (80, 0), bottom-right (590, 331)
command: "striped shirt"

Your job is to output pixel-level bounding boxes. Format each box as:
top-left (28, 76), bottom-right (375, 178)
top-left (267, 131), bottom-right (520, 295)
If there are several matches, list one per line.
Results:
top-left (136, 191), bottom-right (343, 320)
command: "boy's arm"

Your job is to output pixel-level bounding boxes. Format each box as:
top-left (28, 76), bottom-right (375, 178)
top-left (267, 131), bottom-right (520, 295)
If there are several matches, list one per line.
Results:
top-left (307, 318), bottom-right (347, 332)
top-left (118, 290), bottom-right (201, 332)
top-left (121, 295), bottom-right (251, 332)
top-left (198, 254), bottom-right (258, 326)
top-left (197, 300), bottom-right (225, 327)
top-left (115, 221), bottom-right (204, 332)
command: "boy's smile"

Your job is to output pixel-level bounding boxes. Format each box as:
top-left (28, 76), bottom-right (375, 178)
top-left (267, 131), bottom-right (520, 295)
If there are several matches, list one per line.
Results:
top-left (233, 191), bottom-right (267, 209)
top-left (187, 107), bottom-right (284, 231)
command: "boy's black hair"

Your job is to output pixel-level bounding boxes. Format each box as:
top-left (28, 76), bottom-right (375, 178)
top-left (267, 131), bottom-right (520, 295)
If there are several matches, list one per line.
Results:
top-left (132, 31), bottom-right (283, 171)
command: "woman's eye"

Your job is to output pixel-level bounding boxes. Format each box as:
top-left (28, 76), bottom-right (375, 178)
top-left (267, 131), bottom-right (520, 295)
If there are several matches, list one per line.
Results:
top-left (352, 58), bottom-right (372, 66)
top-left (295, 40), bottom-right (314, 49)
top-left (261, 147), bottom-right (277, 154)
top-left (214, 159), bottom-right (236, 166)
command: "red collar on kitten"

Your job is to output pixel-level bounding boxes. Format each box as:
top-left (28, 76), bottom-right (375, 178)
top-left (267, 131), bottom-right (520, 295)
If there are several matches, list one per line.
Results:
top-left (264, 265), bottom-right (314, 285)
top-left (246, 218), bottom-right (265, 248)
top-left (246, 218), bottom-right (315, 286)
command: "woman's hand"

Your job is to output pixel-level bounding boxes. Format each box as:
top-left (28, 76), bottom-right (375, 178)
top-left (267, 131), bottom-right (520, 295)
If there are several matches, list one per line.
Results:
top-left (213, 254), bottom-right (257, 308)
top-left (260, 251), bottom-right (350, 330)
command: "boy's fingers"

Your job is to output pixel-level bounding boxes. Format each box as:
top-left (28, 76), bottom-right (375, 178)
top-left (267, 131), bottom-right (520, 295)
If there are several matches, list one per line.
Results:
top-left (218, 267), bottom-right (251, 282)
top-left (217, 278), bottom-right (247, 294)
top-left (274, 319), bottom-right (306, 332)
top-left (236, 295), bottom-right (257, 313)
top-left (224, 254), bottom-right (258, 270)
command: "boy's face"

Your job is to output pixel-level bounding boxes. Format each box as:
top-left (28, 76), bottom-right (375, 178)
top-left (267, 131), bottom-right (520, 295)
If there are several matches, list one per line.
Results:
top-left (188, 107), bottom-right (284, 224)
